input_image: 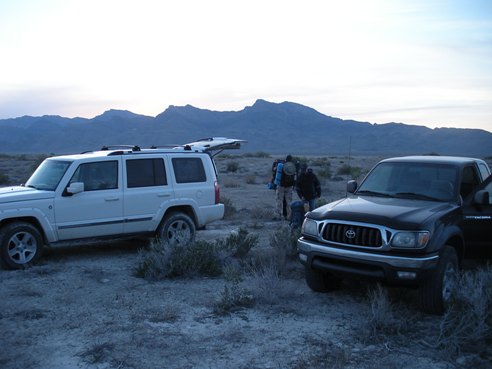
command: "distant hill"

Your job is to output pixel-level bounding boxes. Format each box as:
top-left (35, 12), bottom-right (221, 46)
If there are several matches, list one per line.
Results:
top-left (1, 99), bottom-right (491, 157)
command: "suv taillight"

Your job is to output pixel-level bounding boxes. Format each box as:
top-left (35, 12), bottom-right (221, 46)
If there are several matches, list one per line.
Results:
top-left (214, 180), bottom-right (220, 204)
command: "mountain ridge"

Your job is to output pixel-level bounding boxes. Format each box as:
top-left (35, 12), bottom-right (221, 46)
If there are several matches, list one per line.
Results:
top-left (0, 99), bottom-right (491, 157)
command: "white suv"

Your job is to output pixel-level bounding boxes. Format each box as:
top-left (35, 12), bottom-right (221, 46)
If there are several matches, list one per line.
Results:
top-left (0, 138), bottom-right (244, 269)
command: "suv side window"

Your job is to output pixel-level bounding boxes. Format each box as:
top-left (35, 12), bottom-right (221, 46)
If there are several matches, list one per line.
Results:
top-left (126, 158), bottom-right (167, 188)
top-left (172, 157), bottom-right (206, 183)
top-left (70, 161), bottom-right (118, 191)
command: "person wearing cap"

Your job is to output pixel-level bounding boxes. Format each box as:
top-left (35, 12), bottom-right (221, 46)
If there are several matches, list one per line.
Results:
top-left (274, 154), bottom-right (296, 220)
top-left (296, 164), bottom-right (321, 211)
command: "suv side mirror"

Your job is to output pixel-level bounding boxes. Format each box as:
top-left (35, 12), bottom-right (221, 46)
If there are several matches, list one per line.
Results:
top-left (66, 182), bottom-right (84, 195)
top-left (347, 180), bottom-right (358, 194)
top-left (473, 190), bottom-right (489, 205)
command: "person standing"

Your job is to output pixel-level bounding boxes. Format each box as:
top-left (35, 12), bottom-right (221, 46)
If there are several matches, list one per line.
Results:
top-left (296, 164), bottom-right (321, 211)
top-left (274, 154), bottom-right (296, 220)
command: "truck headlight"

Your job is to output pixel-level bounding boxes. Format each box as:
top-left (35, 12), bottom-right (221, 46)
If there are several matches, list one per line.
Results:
top-left (302, 219), bottom-right (318, 237)
top-left (391, 231), bottom-right (430, 248)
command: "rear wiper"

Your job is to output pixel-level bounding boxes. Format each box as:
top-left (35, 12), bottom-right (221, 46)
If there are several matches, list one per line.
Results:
top-left (395, 192), bottom-right (441, 201)
top-left (356, 190), bottom-right (393, 198)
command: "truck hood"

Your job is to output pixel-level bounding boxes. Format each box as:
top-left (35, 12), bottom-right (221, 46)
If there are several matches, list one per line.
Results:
top-left (309, 195), bottom-right (457, 230)
top-left (0, 186), bottom-right (54, 204)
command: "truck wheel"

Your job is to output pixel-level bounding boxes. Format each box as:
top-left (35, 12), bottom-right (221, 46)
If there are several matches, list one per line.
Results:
top-left (305, 266), bottom-right (341, 292)
top-left (0, 222), bottom-right (44, 270)
top-left (157, 213), bottom-right (196, 247)
top-left (419, 245), bottom-right (458, 315)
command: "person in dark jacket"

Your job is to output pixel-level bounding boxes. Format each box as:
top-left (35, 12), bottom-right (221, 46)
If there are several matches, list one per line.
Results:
top-left (296, 164), bottom-right (321, 211)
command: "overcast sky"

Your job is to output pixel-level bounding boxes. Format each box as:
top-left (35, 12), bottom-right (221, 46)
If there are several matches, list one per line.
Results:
top-left (1, 0), bottom-right (491, 132)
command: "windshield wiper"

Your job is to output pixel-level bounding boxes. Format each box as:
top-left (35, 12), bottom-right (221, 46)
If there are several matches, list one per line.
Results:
top-left (395, 192), bottom-right (441, 201)
top-left (356, 190), bottom-right (393, 198)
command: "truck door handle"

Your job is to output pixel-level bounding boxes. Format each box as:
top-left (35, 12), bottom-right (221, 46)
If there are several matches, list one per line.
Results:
top-left (157, 193), bottom-right (171, 197)
top-left (104, 197), bottom-right (120, 202)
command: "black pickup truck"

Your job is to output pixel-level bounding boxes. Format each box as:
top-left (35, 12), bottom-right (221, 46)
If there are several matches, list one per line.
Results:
top-left (297, 156), bottom-right (492, 314)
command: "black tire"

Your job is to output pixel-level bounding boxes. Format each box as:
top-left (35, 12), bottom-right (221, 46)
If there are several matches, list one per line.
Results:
top-left (419, 245), bottom-right (458, 315)
top-left (305, 266), bottom-right (341, 292)
top-left (0, 222), bottom-right (44, 270)
top-left (156, 212), bottom-right (196, 247)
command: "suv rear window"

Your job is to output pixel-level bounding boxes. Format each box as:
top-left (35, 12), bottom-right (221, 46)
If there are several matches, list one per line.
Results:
top-left (172, 157), bottom-right (206, 183)
top-left (126, 158), bottom-right (167, 188)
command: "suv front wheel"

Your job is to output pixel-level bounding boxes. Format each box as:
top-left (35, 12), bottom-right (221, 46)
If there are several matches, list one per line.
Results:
top-left (0, 222), bottom-right (44, 270)
top-left (157, 212), bottom-right (196, 247)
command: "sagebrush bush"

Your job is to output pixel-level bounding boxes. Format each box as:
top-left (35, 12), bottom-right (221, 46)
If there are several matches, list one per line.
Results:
top-left (245, 174), bottom-right (256, 184)
top-left (247, 259), bottom-right (283, 304)
top-left (269, 225), bottom-right (300, 262)
top-left (226, 161), bottom-right (239, 172)
top-left (134, 240), bottom-right (223, 280)
top-left (216, 227), bottom-right (259, 258)
top-left (135, 229), bottom-right (258, 281)
top-left (437, 265), bottom-right (492, 355)
top-left (336, 164), bottom-right (361, 179)
top-left (220, 196), bottom-right (237, 218)
top-left (213, 280), bottom-right (255, 315)
top-left (361, 284), bottom-right (410, 342)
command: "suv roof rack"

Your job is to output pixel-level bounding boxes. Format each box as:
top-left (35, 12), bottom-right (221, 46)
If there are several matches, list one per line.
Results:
top-left (101, 145), bottom-right (141, 151)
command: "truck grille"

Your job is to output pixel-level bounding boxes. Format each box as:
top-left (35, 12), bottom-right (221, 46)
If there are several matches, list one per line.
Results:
top-left (322, 223), bottom-right (383, 247)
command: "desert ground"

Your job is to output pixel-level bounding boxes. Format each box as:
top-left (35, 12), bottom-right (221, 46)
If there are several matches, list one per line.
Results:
top-left (0, 153), bottom-right (491, 369)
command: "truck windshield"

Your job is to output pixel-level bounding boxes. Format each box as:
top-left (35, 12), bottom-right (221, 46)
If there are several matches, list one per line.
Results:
top-left (357, 162), bottom-right (458, 202)
top-left (25, 160), bottom-right (72, 191)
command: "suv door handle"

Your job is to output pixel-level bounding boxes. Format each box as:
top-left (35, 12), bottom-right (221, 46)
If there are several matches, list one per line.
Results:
top-left (157, 193), bottom-right (171, 198)
top-left (104, 196), bottom-right (120, 202)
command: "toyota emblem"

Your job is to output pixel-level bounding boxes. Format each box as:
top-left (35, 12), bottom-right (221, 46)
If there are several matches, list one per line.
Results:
top-left (345, 229), bottom-right (356, 239)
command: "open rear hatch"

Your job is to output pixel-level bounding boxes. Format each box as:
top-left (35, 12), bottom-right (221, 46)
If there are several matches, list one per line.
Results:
top-left (177, 137), bottom-right (247, 157)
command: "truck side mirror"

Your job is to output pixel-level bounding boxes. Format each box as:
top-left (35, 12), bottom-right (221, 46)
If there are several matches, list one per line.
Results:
top-left (473, 190), bottom-right (489, 205)
top-left (66, 182), bottom-right (84, 195)
top-left (347, 180), bottom-right (358, 194)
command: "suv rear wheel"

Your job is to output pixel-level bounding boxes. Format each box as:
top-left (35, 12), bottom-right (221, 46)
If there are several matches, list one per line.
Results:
top-left (0, 222), bottom-right (44, 270)
top-left (157, 212), bottom-right (196, 247)
top-left (305, 266), bottom-right (342, 292)
top-left (419, 245), bottom-right (458, 315)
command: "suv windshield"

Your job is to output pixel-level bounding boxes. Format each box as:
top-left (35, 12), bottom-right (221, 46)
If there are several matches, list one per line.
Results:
top-left (25, 160), bottom-right (72, 191)
top-left (356, 162), bottom-right (458, 202)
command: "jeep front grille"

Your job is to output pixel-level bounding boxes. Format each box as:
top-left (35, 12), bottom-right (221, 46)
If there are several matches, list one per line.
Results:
top-left (322, 223), bottom-right (383, 247)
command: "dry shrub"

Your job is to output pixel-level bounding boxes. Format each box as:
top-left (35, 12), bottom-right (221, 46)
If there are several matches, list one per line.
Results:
top-left (247, 259), bottom-right (283, 304)
top-left (135, 229), bottom-right (258, 281)
top-left (361, 284), bottom-right (410, 342)
top-left (134, 240), bottom-right (223, 280)
top-left (250, 206), bottom-right (274, 221)
top-left (437, 265), bottom-right (492, 356)
top-left (244, 174), bottom-right (256, 184)
top-left (220, 196), bottom-right (237, 218)
top-left (269, 225), bottom-right (300, 263)
top-left (215, 227), bottom-right (258, 258)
